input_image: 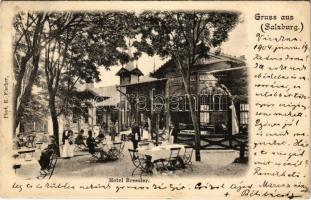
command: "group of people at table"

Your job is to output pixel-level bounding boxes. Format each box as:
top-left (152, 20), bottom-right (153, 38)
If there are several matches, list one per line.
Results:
top-left (13, 121), bottom-right (184, 176)
top-left (13, 133), bottom-right (58, 176)
top-left (61, 124), bottom-right (120, 161)
top-left (125, 123), bottom-right (193, 175)
top-left (13, 123), bottom-right (118, 173)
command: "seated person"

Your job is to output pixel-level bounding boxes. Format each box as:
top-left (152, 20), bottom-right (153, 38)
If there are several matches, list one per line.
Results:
top-left (96, 130), bottom-right (105, 142)
top-left (48, 136), bottom-right (58, 152)
top-left (25, 135), bottom-right (35, 148)
top-left (15, 134), bottom-right (25, 149)
top-left (75, 129), bottom-right (86, 147)
top-left (215, 123), bottom-right (227, 134)
top-left (240, 124), bottom-right (248, 135)
top-left (38, 145), bottom-right (54, 170)
top-left (38, 137), bottom-right (58, 171)
top-left (87, 131), bottom-right (111, 160)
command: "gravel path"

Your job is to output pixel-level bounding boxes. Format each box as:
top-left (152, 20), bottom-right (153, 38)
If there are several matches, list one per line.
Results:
top-left (17, 141), bottom-right (248, 179)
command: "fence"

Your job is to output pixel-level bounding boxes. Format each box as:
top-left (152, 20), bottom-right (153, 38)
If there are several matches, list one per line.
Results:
top-left (176, 132), bottom-right (248, 151)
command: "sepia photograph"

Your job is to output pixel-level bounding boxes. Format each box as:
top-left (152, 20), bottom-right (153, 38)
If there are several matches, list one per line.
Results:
top-left (0, 1), bottom-right (309, 199)
top-left (12, 10), bottom-right (249, 180)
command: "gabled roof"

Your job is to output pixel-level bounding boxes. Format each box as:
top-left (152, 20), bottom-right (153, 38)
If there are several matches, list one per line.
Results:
top-left (115, 67), bottom-right (144, 77)
top-left (75, 84), bottom-right (120, 107)
top-left (93, 85), bottom-right (120, 107)
top-left (130, 67), bottom-right (144, 76)
top-left (151, 52), bottom-right (246, 78)
top-left (71, 89), bottom-right (102, 100)
top-left (115, 67), bottom-right (131, 76)
top-left (196, 52), bottom-right (245, 66)
top-left (117, 76), bottom-right (167, 87)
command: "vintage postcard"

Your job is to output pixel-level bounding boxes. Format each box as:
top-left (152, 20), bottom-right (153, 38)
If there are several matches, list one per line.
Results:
top-left (0, 1), bottom-right (309, 199)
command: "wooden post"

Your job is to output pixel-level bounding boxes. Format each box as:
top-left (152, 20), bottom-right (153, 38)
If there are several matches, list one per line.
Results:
top-left (150, 88), bottom-right (155, 140)
top-left (228, 98), bottom-right (233, 148)
top-left (77, 117), bottom-right (80, 133)
top-left (165, 80), bottom-right (170, 131)
top-left (155, 113), bottom-right (159, 146)
top-left (195, 72), bottom-right (201, 161)
top-left (119, 92), bottom-right (122, 132)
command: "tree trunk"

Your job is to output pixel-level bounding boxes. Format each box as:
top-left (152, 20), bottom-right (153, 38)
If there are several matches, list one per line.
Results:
top-left (14, 13), bottom-right (45, 133)
top-left (183, 77), bottom-right (201, 161)
top-left (155, 113), bottom-right (159, 146)
top-left (14, 48), bottom-right (41, 131)
top-left (14, 53), bottom-right (33, 132)
top-left (175, 58), bottom-right (201, 161)
top-left (49, 95), bottom-right (60, 156)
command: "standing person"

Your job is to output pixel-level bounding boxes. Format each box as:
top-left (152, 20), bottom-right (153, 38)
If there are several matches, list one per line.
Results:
top-left (62, 124), bottom-right (74, 158)
top-left (171, 122), bottom-right (180, 144)
top-left (110, 122), bottom-right (117, 142)
top-left (131, 122), bottom-right (140, 149)
top-left (86, 130), bottom-right (96, 155)
top-left (142, 121), bottom-right (150, 140)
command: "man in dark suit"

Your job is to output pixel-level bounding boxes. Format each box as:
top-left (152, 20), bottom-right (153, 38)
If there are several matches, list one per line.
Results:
top-left (131, 122), bottom-right (141, 149)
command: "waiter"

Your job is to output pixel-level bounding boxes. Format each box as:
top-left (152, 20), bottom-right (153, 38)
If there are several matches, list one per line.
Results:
top-left (131, 122), bottom-right (141, 149)
top-left (62, 124), bottom-right (74, 158)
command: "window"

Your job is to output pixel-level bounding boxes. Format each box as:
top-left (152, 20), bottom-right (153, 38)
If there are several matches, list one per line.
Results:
top-left (199, 94), bottom-right (228, 124)
top-left (200, 94), bottom-right (212, 110)
top-left (177, 96), bottom-right (190, 112)
top-left (240, 103), bottom-right (249, 125)
top-left (220, 96), bottom-right (228, 111)
top-left (214, 95), bottom-right (220, 110)
top-left (200, 94), bottom-right (227, 111)
top-left (200, 105), bottom-right (210, 124)
top-left (200, 95), bottom-right (211, 124)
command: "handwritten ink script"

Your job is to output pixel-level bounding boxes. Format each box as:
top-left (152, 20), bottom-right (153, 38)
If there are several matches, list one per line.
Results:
top-left (252, 13), bottom-right (310, 198)
top-left (1, 3), bottom-right (310, 199)
top-left (11, 179), bottom-right (308, 199)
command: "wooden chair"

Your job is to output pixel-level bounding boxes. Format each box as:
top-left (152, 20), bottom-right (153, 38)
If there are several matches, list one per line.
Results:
top-left (128, 149), bottom-right (153, 176)
top-left (110, 142), bottom-right (122, 160)
top-left (87, 142), bottom-right (102, 162)
top-left (119, 141), bottom-right (126, 158)
top-left (183, 146), bottom-right (194, 171)
top-left (89, 151), bottom-right (101, 162)
top-left (153, 158), bottom-right (167, 173)
top-left (165, 147), bottom-right (183, 170)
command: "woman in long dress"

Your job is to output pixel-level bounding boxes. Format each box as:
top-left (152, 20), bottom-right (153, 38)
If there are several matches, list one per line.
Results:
top-left (62, 125), bottom-right (74, 158)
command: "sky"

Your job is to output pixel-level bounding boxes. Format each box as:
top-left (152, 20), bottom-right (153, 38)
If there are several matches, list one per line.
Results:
top-left (95, 19), bottom-right (247, 87)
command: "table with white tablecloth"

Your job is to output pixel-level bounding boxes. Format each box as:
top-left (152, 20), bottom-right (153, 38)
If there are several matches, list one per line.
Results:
top-left (97, 140), bottom-right (115, 152)
top-left (120, 130), bottom-right (132, 141)
top-left (137, 144), bottom-right (186, 162)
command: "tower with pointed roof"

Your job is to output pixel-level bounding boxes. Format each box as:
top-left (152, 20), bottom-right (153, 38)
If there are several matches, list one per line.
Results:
top-left (116, 50), bottom-right (143, 86)
top-left (116, 46), bottom-right (144, 129)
